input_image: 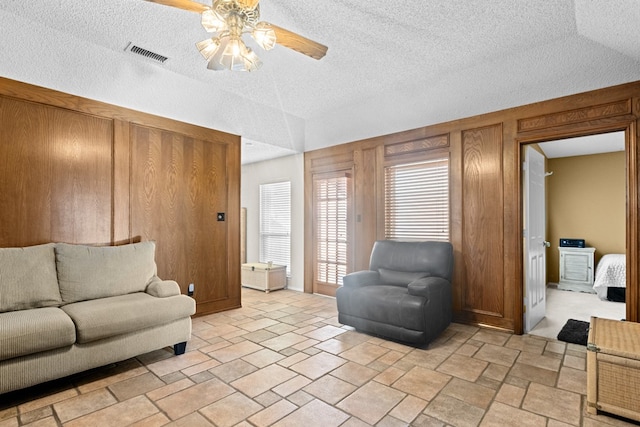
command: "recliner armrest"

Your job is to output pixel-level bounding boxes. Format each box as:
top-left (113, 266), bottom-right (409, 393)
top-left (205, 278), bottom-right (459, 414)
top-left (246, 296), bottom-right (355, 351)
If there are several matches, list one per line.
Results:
top-left (407, 276), bottom-right (450, 298)
top-left (146, 276), bottom-right (182, 298)
top-left (343, 270), bottom-right (381, 288)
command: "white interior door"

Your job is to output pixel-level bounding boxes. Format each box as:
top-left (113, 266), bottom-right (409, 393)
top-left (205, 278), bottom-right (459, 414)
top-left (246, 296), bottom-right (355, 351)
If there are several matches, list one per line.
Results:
top-left (524, 146), bottom-right (547, 332)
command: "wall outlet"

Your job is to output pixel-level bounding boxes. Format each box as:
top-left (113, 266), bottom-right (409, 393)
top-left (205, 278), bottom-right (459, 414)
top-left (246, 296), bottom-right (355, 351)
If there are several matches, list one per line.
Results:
top-left (188, 283), bottom-right (194, 296)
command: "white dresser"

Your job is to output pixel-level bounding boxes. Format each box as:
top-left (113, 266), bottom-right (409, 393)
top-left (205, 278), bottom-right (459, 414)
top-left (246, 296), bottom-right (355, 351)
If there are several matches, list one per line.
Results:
top-left (558, 246), bottom-right (596, 293)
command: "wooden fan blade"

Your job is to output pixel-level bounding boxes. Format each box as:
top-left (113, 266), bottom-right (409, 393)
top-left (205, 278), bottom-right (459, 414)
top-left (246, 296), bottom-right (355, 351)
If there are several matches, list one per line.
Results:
top-left (269, 24), bottom-right (328, 60)
top-left (144, 0), bottom-right (209, 13)
top-left (236, 0), bottom-right (260, 9)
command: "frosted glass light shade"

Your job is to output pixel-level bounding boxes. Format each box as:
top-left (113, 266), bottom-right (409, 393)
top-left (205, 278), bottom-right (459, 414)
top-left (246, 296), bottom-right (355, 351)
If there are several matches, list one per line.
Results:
top-left (196, 37), bottom-right (221, 61)
top-left (209, 36), bottom-right (262, 72)
top-left (206, 36), bottom-right (229, 70)
top-left (243, 48), bottom-right (263, 71)
top-left (252, 22), bottom-right (276, 51)
top-left (201, 9), bottom-right (227, 33)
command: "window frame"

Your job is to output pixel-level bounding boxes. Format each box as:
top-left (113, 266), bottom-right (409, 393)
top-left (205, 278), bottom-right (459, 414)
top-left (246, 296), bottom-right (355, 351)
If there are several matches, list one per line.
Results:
top-left (259, 180), bottom-right (291, 275)
top-left (383, 153), bottom-right (450, 242)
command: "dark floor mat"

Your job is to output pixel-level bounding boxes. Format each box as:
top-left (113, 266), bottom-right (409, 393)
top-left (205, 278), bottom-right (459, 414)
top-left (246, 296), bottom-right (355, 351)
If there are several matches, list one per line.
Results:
top-left (557, 318), bottom-right (590, 346)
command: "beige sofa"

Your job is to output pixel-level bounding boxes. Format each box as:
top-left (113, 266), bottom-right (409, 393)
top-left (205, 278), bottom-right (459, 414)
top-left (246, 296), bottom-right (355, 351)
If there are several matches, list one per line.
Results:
top-left (0, 241), bottom-right (196, 395)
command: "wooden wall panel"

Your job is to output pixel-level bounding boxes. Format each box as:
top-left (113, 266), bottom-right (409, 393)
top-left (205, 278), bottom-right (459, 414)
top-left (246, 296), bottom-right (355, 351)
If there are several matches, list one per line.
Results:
top-left (461, 125), bottom-right (504, 318)
top-left (130, 124), bottom-right (237, 313)
top-left (354, 147), bottom-right (378, 271)
top-left (384, 134), bottom-right (449, 158)
top-left (310, 151), bottom-right (354, 172)
top-left (518, 99), bottom-right (632, 132)
top-left (113, 119), bottom-right (131, 244)
top-left (49, 108), bottom-right (113, 244)
top-left (0, 96), bottom-right (112, 247)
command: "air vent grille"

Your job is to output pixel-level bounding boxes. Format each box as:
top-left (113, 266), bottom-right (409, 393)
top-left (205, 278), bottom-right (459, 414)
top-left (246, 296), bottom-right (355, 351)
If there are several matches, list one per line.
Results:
top-left (124, 42), bottom-right (168, 64)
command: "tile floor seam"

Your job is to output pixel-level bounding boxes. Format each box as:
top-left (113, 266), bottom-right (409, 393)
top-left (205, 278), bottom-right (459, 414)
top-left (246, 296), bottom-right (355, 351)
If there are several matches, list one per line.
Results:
top-left (1, 289), bottom-right (635, 427)
top-left (22, 404), bottom-right (63, 427)
top-left (490, 380), bottom-right (547, 425)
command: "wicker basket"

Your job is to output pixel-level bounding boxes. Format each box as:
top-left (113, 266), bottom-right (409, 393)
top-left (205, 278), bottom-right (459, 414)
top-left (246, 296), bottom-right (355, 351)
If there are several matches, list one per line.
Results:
top-left (587, 316), bottom-right (640, 421)
top-left (241, 263), bottom-right (286, 293)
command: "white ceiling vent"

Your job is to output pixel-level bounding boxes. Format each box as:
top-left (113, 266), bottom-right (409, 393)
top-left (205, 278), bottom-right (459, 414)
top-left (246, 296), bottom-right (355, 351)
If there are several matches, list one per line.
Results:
top-left (124, 42), bottom-right (168, 64)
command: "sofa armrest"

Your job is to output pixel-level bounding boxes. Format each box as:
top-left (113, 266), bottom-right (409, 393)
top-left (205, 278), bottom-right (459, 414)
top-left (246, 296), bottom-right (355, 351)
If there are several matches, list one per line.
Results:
top-left (407, 276), bottom-right (450, 298)
top-left (343, 270), bottom-right (381, 288)
top-left (146, 277), bottom-right (181, 298)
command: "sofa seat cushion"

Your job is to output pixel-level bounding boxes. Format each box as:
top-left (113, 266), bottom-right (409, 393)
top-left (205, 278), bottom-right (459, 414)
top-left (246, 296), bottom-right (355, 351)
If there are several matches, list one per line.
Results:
top-left (0, 243), bottom-right (62, 312)
top-left (336, 285), bottom-right (426, 331)
top-left (55, 241), bottom-right (158, 303)
top-left (0, 307), bottom-right (76, 361)
top-left (61, 292), bottom-right (196, 343)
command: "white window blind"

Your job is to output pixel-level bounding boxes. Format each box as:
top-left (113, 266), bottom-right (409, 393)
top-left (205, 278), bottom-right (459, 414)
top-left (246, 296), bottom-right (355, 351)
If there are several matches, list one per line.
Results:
top-left (260, 181), bottom-right (291, 275)
top-left (385, 158), bottom-right (449, 241)
top-left (315, 175), bottom-right (349, 286)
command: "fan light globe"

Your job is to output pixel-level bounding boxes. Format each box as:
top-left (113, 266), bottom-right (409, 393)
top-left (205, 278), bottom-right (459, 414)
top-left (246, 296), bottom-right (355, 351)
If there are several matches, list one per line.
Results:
top-left (212, 36), bottom-right (262, 72)
top-left (252, 22), bottom-right (276, 51)
top-left (201, 9), bottom-right (226, 32)
top-left (224, 36), bottom-right (245, 57)
top-left (243, 48), bottom-right (263, 71)
top-left (196, 37), bottom-right (221, 61)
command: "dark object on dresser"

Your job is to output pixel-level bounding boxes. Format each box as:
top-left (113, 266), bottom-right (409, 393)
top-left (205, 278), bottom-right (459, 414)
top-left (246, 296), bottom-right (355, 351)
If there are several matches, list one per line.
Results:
top-left (336, 240), bottom-right (453, 346)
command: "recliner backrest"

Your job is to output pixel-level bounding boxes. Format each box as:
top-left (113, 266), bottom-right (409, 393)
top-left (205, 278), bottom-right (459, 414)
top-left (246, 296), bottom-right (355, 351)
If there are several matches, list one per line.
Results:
top-left (369, 240), bottom-right (453, 282)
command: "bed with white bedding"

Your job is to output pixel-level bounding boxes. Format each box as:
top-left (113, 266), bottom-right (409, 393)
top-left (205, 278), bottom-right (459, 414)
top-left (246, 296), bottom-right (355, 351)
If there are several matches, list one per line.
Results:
top-left (593, 254), bottom-right (626, 301)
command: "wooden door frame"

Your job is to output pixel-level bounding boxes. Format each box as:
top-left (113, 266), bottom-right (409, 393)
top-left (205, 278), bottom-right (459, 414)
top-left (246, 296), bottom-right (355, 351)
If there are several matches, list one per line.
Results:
top-left (514, 120), bottom-right (638, 333)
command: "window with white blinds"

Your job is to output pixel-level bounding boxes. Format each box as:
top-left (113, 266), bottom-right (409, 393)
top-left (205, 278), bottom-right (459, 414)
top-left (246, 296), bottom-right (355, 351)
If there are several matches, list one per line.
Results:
top-left (315, 175), bottom-right (349, 287)
top-left (385, 158), bottom-right (449, 241)
top-left (260, 181), bottom-right (291, 275)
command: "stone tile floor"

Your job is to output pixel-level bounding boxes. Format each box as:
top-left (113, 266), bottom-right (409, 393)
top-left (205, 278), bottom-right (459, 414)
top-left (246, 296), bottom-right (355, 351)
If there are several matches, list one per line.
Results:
top-left (1, 288), bottom-right (638, 426)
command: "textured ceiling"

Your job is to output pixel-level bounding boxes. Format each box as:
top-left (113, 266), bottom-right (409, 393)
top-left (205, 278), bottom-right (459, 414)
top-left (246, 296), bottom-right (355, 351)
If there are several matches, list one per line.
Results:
top-left (0, 1), bottom-right (639, 164)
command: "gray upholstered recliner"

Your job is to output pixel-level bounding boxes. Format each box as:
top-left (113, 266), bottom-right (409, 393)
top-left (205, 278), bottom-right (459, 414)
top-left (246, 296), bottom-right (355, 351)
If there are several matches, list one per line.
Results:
top-left (336, 240), bottom-right (453, 346)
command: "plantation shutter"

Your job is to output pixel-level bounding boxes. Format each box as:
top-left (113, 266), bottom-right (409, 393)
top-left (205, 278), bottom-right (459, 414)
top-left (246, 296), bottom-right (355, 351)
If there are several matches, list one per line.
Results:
top-left (315, 174), bottom-right (349, 287)
top-left (260, 181), bottom-right (291, 275)
top-left (385, 158), bottom-right (449, 241)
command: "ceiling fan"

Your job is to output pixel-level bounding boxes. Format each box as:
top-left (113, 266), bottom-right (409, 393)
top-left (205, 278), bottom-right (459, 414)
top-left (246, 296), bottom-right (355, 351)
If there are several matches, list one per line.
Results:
top-left (145, 0), bottom-right (328, 72)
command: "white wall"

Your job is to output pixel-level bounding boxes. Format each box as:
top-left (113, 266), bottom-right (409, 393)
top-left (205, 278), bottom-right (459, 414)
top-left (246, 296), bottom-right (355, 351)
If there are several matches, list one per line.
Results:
top-left (241, 154), bottom-right (305, 292)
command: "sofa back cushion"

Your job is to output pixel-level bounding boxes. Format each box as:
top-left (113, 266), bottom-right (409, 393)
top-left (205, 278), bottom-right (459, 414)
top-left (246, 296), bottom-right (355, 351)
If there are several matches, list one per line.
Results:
top-left (56, 241), bottom-right (157, 303)
top-left (0, 243), bottom-right (62, 312)
top-left (370, 240), bottom-right (454, 281)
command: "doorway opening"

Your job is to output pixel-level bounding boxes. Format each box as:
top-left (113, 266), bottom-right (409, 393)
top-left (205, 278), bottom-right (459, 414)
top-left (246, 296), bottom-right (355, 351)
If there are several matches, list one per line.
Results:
top-left (523, 131), bottom-right (627, 338)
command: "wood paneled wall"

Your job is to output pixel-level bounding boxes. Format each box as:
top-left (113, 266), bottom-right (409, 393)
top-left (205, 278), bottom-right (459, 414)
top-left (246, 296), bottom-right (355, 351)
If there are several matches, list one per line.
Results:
top-left (0, 77), bottom-right (241, 316)
top-left (461, 125), bottom-right (504, 320)
top-left (0, 97), bottom-right (114, 246)
top-left (305, 80), bottom-right (640, 333)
